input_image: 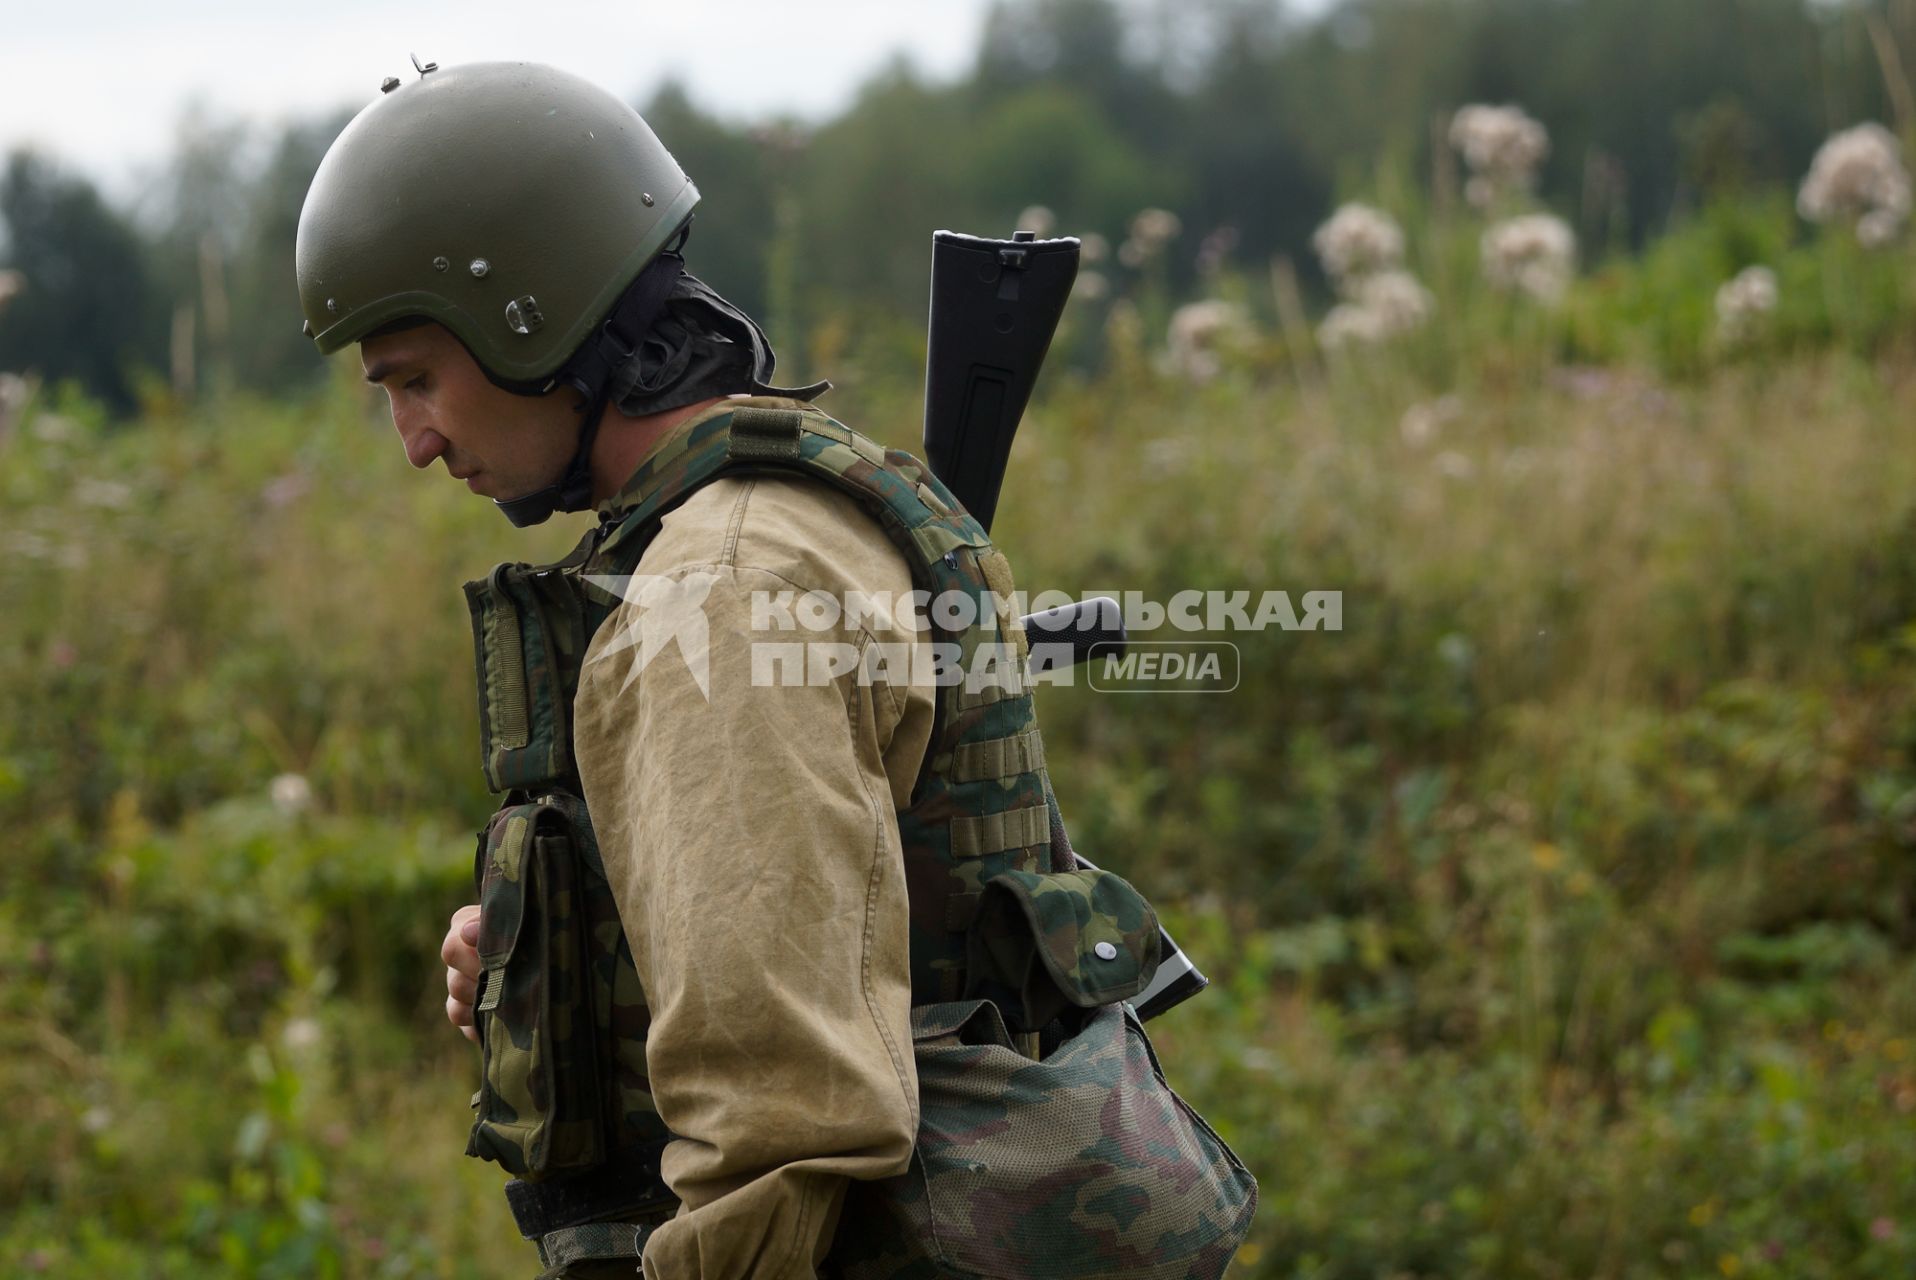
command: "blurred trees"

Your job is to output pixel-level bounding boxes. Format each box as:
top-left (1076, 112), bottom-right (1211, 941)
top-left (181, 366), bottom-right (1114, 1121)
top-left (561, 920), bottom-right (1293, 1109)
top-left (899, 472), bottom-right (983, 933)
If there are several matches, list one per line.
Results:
top-left (0, 153), bottom-right (155, 412)
top-left (0, 0), bottom-right (1910, 411)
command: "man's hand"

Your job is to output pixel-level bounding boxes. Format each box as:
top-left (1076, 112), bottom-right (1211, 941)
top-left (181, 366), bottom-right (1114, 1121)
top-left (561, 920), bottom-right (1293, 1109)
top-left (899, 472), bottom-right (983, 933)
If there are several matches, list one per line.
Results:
top-left (441, 904), bottom-right (482, 1043)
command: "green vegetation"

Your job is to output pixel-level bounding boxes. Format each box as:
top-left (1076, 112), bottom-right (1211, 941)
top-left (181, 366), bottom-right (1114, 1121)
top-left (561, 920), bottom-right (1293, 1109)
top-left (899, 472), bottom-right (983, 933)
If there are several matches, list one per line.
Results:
top-left (7, 0), bottom-right (1916, 1275)
top-left (7, 178), bottom-right (1916, 1273)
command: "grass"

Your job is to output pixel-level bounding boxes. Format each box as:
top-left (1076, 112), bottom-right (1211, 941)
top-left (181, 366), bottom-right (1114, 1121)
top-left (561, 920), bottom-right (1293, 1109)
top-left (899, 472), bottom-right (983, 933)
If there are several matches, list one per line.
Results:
top-left (5, 195), bottom-right (1916, 1277)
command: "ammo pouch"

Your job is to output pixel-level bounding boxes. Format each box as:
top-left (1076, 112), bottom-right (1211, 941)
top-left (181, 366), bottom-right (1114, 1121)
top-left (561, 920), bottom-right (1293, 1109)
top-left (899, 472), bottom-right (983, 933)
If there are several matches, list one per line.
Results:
top-left (466, 792), bottom-right (609, 1178)
top-left (962, 866), bottom-right (1163, 1033)
top-left (831, 866), bottom-right (1256, 1278)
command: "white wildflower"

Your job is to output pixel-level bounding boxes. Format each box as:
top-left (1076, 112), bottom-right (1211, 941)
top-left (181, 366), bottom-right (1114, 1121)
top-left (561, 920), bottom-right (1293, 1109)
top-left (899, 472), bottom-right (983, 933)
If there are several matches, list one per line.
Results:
top-left (1400, 395), bottom-right (1463, 447)
top-left (0, 269), bottom-right (22, 308)
top-left (31, 414), bottom-right (75, 444)
top-left (80, 1106), bottom-right (113, 1134)
top-left (1317, 271), bottom-right (1433, 351)
top-left (1129, 207), bottom-right (1182, 249)
top-left (1164, 300), bottom-right (1249, 382)
top-left (1354, 270), bottom-right (1434, 333)
top-left (1071, 271), bottom-right (1109, 302)
top-left (75, 478), bottom-right (133, 510)
top-left (261, 471), bottom-right (313, 510)
top-left (282, 1017), bottom-right (324, 1051)
top-left (5, 530), bottom-right (50, 559)
top-left (1858, 208), bottom-right (1904, 250)
top-left (0, 372), bottom-right (33, 444)
top-left (1432, 450), bottom-right (1476, 480)
top-left (1798, 122), bottom-right (1911, 247)
top-left (1016, 204), bottom-right (1056, 238)
top-left (270, 772), bottom-right (314, 816)
top-left (1140, 438), bottom-right (1186, 475)
top-left (1482, 214), bottom-right (1577, 303)
top-left (1078, 232), bottom-right (1109, 264)
top-left (1312, 203), bottom-right (1406, 283)
top-left (1450, 104), bottom-right (1550, 208)
top-left (1119, 208), bottom-right (1182, 267)
top-left (1318, 303), bottom-right (1389, 351)
top-left (1714, 266), bottom-right (1779, 343)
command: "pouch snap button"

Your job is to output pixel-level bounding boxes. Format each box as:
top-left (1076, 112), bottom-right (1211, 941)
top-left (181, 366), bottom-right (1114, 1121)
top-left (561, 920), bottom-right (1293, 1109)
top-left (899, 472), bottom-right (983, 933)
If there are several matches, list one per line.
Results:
top-left (1093, 941), bottom-right (1119, 961)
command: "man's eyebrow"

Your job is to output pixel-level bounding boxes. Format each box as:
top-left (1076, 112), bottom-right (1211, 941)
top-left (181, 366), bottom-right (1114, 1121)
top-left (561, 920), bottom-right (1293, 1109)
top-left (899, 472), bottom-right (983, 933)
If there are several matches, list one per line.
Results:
top-left (363, 358), bottom-right (403, 385)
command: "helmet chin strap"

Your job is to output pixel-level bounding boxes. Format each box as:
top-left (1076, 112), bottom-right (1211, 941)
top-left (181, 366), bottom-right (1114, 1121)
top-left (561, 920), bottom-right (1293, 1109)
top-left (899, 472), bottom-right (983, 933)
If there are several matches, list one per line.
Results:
top-left (494, 246), bottom-right (687, 528)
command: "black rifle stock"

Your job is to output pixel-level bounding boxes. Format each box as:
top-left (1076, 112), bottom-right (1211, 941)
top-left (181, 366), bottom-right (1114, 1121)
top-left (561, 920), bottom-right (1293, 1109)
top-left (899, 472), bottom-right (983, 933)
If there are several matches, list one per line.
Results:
top-left (920, 228), bottom-right (1208, 1022)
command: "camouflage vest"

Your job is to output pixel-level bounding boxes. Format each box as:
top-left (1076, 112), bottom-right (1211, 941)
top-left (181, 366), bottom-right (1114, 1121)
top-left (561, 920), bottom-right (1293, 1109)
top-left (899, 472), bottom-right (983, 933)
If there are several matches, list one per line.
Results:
top-left (461, 400), bottom-right (1255, 1277)
top-left (460, 401), bottom-right (1120, 1172)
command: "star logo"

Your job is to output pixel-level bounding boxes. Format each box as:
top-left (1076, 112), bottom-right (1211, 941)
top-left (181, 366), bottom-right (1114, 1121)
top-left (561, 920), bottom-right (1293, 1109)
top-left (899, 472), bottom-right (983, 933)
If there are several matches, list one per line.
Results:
top-left (583, 571), bottom-right (721, 701)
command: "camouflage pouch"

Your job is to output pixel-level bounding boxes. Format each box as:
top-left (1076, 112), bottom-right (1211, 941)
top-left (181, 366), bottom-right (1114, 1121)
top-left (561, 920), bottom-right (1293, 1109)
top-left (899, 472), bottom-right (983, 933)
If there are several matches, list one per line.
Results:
top-left (466, 795), bottom-right (606, 1179)
top-left (832, 998), bottom-right (1258, 1279)
top-left (963, 867), bottom-right (1163, 1032)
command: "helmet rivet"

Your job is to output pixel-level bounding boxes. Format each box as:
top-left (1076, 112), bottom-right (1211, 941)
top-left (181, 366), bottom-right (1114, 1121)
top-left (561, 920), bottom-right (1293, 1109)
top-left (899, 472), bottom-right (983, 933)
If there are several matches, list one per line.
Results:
top-left (432, 256), bottom-right (449, 272)
top-left (325, 298), bottom-right (338, 314)
top-left (505, 296), bottom-right (544, 335)
top-left (641, 192), bottom-right (655, 207)
top-left (380, 77), bottom-right (401, 94)
top-left (469, 258), bottom-right (490, 279)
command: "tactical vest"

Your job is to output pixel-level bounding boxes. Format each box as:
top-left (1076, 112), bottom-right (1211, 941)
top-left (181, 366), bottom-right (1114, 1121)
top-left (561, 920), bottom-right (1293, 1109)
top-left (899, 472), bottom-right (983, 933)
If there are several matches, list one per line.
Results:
top-left (459, 400), bottom-right (1259, 1278)
top-left (460, 399), bottom-right (1153, 1168)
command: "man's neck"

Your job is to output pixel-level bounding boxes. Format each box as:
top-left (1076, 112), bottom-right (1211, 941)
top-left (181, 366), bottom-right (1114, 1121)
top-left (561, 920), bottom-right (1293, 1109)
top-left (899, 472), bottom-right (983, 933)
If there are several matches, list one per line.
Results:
top-left (587, 395), bottom-right (740, 505)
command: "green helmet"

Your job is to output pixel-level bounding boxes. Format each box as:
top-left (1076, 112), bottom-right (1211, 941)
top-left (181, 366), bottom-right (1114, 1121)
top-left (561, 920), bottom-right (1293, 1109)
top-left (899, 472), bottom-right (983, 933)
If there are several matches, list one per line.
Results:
top-left (296, 60), bottom-right (699, 386)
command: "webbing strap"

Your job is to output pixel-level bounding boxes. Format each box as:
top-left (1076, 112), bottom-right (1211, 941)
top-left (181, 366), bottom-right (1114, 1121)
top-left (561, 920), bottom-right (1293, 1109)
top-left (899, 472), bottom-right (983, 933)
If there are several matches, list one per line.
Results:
top-left (727, 406), bottom-right (803, 460)
top-left (950, 728), bottom-right (1046, 782)
top-left (535, 1221), bottom-right (656, 1274)
top-left (950, 803), bottom-right (1050, 858)
top-left (482, 571), bottom-right (530, 751)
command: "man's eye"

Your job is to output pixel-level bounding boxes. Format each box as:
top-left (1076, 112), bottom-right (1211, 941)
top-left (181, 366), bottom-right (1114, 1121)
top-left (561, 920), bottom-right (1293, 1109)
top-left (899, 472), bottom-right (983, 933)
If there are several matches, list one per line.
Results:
top-left (403, 375), bottom-right (428, 392)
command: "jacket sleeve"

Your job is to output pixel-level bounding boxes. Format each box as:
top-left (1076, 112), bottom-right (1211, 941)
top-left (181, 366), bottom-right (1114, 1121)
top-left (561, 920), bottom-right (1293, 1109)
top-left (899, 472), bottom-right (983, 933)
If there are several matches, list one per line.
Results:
top-left (572, 476), bottom-right (934, 1280)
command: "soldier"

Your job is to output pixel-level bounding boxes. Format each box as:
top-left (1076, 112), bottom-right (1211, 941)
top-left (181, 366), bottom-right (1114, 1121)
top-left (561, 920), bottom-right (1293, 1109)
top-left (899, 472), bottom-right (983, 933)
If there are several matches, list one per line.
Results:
top-left (298, 59), bottom-right (1252, 1280)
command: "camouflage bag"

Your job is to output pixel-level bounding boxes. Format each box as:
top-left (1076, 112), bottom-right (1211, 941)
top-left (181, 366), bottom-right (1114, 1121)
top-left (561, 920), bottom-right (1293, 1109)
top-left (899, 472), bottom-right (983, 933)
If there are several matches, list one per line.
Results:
top-left (831, 867), bottom-right (1258, 1279)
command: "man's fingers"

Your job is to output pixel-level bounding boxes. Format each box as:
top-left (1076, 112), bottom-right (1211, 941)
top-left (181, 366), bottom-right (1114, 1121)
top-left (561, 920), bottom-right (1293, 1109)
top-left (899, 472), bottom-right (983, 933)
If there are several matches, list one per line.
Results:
top-left (447, 992), bottom-right (475, 1029)
top-left (441, 905), bottom-right (484, 976)
top-left (447, 966), bottom-right (478, 1006)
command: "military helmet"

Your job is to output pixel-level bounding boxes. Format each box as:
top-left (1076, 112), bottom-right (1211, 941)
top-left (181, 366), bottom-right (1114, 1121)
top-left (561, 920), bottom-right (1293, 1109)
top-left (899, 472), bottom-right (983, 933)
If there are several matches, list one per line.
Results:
top-left (296, 60), bottom-right (699, 386)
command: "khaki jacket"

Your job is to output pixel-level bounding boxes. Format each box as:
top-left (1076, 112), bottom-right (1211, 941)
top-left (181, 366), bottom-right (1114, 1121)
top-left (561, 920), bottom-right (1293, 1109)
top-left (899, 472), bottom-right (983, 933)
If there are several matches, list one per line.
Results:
top-left (573, 413), bottom-right (936, 1279)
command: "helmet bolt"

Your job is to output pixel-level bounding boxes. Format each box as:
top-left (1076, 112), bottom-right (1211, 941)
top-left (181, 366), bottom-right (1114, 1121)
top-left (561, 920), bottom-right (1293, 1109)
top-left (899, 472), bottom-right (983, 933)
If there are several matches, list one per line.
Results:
top-left (469, 258), bottom-right (490, 279)
top-left (641, 192), bottom-right (655, 207)
top-left (505, 297), bottom-right (544, 335)
top-left (325, 298), bottom-right (338, 314)
top-left (380, 77), bottom-right (401, 94)
top-left (432, 256), bottom-right (449, 272)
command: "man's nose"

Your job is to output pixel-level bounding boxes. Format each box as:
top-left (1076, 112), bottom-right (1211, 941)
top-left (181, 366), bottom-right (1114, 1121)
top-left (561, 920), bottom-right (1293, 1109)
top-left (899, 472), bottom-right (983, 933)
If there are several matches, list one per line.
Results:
top-left (394, 414), bottom-right (451, 470)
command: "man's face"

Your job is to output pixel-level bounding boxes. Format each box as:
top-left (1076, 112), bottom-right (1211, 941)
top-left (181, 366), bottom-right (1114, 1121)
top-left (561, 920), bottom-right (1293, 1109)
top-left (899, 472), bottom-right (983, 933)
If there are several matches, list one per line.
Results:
top-left (361, 322), bottom-right (575, 500)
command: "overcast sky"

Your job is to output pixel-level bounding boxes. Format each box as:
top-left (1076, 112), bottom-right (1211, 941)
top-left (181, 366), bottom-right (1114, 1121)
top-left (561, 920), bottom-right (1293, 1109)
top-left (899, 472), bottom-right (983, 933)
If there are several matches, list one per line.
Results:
top-left (1, 0), bottom-right (1009, 199)
top-left (5, 1), bottom-right (1337, 204)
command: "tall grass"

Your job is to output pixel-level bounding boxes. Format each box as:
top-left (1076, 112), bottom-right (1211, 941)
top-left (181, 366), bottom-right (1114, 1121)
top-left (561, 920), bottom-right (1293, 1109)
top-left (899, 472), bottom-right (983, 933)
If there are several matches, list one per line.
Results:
top-left (6, 191), bottom-right (1916, 1276)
